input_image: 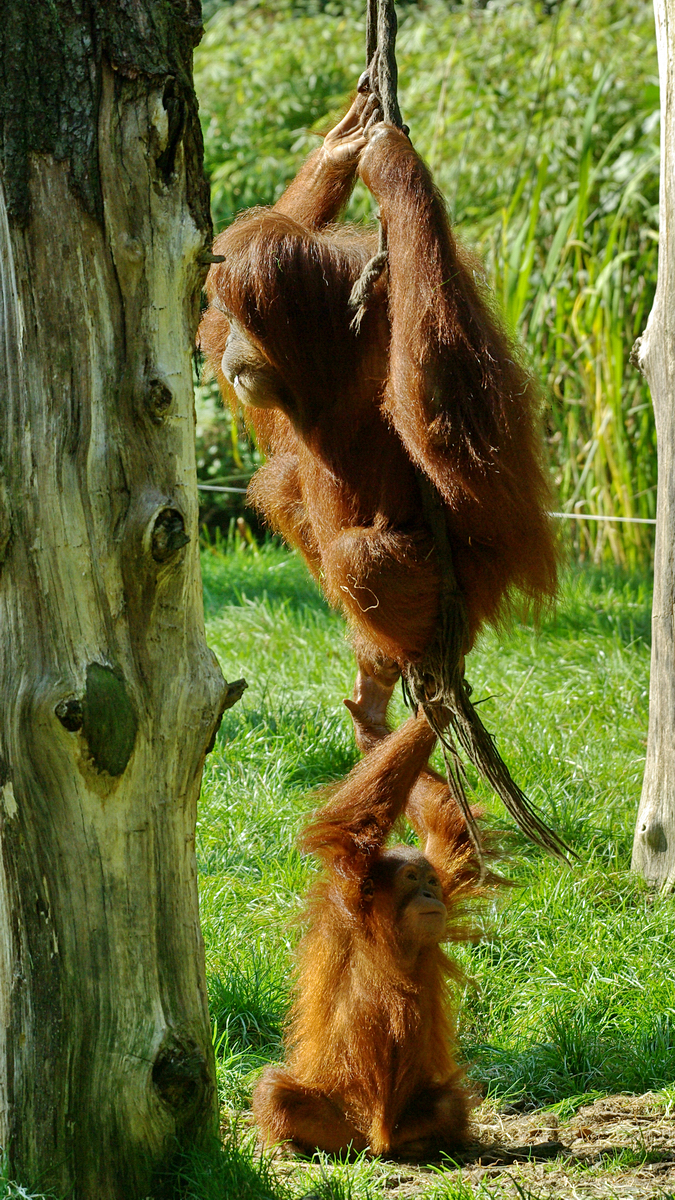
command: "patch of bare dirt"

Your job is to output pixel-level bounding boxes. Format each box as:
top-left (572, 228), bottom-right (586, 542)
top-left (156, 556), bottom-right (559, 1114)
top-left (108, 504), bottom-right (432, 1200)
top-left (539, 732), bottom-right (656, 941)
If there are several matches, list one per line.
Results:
top-left (402, 1093), bottom-right (675, 1198)
top-left (449, 1093), bottom-right (675, 1198)
top-left (273, 1093), bottom-right (675, 1198)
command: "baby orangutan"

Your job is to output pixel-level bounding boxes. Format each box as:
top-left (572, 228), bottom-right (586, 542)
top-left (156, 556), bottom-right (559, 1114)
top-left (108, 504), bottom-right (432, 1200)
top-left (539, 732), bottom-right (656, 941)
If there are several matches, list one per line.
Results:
top-left (252, 713), bottom-right (481, 1158)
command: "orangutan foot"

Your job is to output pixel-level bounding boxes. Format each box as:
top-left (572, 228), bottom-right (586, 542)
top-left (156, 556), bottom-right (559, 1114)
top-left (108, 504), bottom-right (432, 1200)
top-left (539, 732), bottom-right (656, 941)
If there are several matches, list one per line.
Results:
top-left (344, 659), bottom-right (401, 753)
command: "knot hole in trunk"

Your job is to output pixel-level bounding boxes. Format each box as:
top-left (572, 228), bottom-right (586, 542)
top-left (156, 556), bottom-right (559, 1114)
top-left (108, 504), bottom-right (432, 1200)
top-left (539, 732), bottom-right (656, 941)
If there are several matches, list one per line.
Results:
top-left (152, 1036), bottom-right (210, 1118)
top-left (145, 378), bottom-right (173, 423)
top-left (151, 508), bottom-right (190, 563)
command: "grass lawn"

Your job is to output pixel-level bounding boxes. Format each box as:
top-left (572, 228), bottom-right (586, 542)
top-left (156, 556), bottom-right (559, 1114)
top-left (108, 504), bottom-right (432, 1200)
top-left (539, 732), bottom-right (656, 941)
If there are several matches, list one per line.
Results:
top-left (184, 538), bottom-right (675, 1199)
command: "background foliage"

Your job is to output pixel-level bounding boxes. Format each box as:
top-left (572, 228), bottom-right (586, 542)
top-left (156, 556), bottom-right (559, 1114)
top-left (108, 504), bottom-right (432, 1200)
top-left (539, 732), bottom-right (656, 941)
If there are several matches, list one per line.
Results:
top-left (195, 0), bottom-right (659, 565)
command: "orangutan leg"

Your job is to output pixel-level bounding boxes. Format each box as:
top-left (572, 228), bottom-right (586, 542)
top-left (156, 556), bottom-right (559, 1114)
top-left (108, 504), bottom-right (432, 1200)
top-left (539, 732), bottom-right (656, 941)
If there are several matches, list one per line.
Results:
top-left (252, 1066), bottom-right (367, 1156)
top-left (390, 1080), bottom-right (472, 1160)
top-left (343, 655), bottom-right (401, 753)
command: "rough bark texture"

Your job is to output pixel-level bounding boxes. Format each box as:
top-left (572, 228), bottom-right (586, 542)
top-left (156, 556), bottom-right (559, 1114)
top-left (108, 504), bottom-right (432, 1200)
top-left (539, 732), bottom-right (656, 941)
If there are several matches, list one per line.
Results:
top-left (632, 0), bottom-right (675, 887)
top-left (0, 2), bottom-right (232, 1194)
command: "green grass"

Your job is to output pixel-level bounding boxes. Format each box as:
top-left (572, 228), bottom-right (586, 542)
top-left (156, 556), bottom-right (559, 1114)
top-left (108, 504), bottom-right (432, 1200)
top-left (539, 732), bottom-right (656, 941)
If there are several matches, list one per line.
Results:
top-left (192, 538), bottom-right (675, 1197)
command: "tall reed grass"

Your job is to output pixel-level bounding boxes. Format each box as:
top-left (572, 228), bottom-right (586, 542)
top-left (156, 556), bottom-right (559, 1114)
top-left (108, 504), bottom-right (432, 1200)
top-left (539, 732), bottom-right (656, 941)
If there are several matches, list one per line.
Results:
top-left (195, 0), bottom-right (659, 565)
top-left (486, 84), bottom-right (658, 566)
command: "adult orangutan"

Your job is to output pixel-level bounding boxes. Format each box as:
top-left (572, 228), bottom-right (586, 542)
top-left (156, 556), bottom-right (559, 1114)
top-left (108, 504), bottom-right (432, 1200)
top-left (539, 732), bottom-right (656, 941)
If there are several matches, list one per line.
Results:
top-left (252, 711), bottom-right (481, 1157)
top-left (199, 75), bottom-right (562, 854)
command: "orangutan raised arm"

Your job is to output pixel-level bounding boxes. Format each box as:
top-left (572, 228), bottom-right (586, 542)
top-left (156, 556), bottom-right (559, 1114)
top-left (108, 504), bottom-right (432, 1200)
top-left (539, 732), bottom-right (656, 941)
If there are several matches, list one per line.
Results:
top-left (342, 696), bottom-right (481, 894)
top-left (273, 90), bottom-right (381, 229)
top-left (358, 123), bottom-right (557, 632)
top-left (301, 709), bottom-right (436, 871)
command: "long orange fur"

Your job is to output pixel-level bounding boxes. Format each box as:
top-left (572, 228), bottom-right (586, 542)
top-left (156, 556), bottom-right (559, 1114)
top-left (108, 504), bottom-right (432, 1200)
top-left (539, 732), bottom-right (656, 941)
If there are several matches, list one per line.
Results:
top-left (199, 123), bottom-right (556, 674)
top-left (252, 715), bottom-right (482, 1157)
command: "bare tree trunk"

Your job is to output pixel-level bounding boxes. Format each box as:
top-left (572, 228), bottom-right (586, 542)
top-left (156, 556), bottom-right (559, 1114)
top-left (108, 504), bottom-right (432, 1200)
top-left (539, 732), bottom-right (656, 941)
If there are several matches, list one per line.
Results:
top-left (0, 3), bottom-right (238, 1194)
top-left (632, 0), bottom-right (675, 887)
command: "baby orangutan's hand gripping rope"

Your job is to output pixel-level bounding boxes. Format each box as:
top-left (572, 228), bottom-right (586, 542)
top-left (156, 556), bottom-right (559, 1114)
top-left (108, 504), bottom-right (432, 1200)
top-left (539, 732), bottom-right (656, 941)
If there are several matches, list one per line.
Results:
top-left (252, 712), bottom-right (481, 1158)
top-left (199, 73), bottom-right (568, 862)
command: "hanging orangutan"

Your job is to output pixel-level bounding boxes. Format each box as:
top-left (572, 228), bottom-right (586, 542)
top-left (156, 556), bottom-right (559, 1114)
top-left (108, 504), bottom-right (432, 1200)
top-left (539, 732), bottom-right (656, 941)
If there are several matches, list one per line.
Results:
top-left (252, 711), bottom-right (481, 1158)
top-left (199, 72), bottom-right (564, 858)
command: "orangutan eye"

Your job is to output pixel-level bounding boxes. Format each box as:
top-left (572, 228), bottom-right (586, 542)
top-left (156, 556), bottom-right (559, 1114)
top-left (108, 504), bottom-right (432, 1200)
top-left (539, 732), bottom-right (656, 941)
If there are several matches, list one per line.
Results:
top-left (405, 870), bottom-right (418, 882)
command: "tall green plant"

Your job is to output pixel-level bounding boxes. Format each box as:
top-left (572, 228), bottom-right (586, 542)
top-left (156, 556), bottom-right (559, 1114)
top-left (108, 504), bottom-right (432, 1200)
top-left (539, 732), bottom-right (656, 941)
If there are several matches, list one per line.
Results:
top-left (489, 80), bottom-right (658, 565)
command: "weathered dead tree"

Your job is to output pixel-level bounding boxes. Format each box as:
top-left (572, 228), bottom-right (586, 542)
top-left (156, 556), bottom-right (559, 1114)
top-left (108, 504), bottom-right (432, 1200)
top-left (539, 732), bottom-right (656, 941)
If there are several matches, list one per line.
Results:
top-left (0, 2), bottom-right (238, 1194)
top-left (632, 0), bottom-right (675, 888)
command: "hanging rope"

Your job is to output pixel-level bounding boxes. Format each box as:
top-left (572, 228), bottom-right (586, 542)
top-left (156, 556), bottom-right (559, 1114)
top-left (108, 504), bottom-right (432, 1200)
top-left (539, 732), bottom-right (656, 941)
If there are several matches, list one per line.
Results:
top-left (348, 0), bottom-right (574, 872)
top-left (348, 0), bottom-right (403, 325)
top-left (403, 474), bottom-right (575, 873)
top-left (368, 0), bottom-right (402, 126)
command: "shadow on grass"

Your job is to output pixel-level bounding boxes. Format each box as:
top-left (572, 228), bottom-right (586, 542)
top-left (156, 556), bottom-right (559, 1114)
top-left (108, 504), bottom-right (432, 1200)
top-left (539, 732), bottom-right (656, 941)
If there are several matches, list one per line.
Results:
top-left (538, 564), bottom-right (653, 647)
top-left (216, 701), bottom-right (359, 791)
top-left (201, 540), bottom-right (329, 621)
top-left (209, 955), bottom-right (288, 1058)
top-left (155, 1132), bottom-right (288, 1200)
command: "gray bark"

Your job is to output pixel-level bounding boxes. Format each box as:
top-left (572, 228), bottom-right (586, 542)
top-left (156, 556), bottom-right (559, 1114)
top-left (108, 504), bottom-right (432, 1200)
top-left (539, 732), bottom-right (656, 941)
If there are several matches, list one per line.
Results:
top-left (632, 0), bottom-right (675, 887)
top-left (0, 4), bottom-right (237, 1194)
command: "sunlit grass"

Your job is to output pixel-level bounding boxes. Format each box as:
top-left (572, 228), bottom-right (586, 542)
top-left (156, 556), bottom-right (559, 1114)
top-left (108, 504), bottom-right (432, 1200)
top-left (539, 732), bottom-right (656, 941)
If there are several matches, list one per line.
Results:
top-left (195, 540), bottom-right (674, 1200)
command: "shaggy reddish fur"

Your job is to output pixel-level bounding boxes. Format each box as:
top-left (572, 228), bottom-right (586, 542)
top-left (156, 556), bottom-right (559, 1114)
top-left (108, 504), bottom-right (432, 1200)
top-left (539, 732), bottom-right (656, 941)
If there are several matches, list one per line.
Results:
top-left (199, 125), bottom-right (557, 673)
top-left (252, 714), bottom-right (482, 1158)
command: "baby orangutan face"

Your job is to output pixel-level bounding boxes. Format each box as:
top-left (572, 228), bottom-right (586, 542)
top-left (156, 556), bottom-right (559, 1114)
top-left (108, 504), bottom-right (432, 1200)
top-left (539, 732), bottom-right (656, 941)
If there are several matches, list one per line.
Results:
top-left (371, 847), bottom-right (447, 952)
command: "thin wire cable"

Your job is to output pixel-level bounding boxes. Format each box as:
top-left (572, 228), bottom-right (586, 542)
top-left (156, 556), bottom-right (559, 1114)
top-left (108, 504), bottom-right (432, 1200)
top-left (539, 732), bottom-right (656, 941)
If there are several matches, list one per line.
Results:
top-left (549, 511), bottom-right (656, 525)
top-left (197, 484), bottom-right (248, 494)
top-left (195, 485), bottom-right (658, 522)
